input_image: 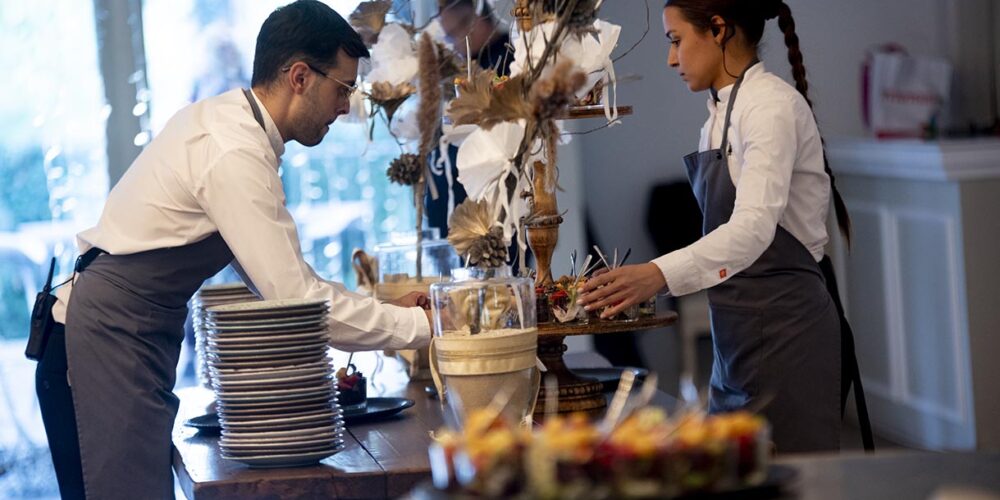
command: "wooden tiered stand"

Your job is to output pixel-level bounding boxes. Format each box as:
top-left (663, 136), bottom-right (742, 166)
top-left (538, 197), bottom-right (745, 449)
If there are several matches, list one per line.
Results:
top-left (513, 2), bottom-right (677, 415)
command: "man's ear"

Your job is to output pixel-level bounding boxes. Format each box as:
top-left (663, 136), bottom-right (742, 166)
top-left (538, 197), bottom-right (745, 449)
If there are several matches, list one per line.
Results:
top-left (286, 61), bottom-right (311, 95)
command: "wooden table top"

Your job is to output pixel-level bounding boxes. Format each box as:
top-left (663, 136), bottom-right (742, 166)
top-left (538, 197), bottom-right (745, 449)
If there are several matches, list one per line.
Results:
top-left (172, 351), bottom-right (637, 499)
top-left (173, 350), bottom-right (1000, 499)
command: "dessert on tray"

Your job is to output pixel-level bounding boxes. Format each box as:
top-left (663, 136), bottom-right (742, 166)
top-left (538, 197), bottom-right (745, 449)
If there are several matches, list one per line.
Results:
top-left (335, 364), bottom-right (367, 412)
top-left (429, 407), bottom-right (770, 499)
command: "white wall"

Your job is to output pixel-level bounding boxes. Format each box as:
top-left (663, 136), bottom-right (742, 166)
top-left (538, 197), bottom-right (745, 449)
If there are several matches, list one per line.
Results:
top-left (577, 0), bottom-right (948, 264)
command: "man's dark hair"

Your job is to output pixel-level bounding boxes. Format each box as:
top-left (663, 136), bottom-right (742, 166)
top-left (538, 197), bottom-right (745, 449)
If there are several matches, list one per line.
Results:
top-left (252, 0), bottom-right (370, 87)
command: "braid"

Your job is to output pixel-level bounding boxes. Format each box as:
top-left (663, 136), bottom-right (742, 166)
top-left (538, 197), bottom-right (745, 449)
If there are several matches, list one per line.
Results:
top-left (776, 2), bottom-right (852, 245)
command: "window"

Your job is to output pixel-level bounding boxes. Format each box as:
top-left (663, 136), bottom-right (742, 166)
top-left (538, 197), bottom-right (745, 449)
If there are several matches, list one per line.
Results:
top-left (143, 0), bottom-right (417, 290)
top-left (0, 1), bottom-right (108, 495)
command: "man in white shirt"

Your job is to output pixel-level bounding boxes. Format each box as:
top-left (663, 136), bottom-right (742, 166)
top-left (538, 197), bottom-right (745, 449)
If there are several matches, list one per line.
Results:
top-left (36, 2), bottom-right (430, 498)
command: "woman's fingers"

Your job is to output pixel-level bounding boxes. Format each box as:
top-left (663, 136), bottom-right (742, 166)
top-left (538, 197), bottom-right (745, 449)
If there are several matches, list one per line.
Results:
top-left (581, 268), bottom-right (615, 292)
top-left (585, 289), bottom-right (631, 314)
top-left (600, 293), bottom-right (637, 319)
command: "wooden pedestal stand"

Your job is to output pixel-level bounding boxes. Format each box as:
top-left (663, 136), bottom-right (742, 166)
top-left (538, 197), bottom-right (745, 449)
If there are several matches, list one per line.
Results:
top-left (513, 2), bottom-right (652, 414)
top-left (535, 313), bottom-right (678, 415)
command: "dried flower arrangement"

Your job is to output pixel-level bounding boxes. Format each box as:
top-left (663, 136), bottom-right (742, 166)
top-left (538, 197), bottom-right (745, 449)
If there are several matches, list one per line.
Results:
top-left (445, 0), bottom-right (623, 281)
top-left (348, 1), bottom-right (465, 279)
top-left (348, 0), bottom-right (629, 279)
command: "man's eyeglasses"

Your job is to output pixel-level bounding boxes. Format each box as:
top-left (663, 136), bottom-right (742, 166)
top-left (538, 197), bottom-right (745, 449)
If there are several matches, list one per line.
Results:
top-left (281, 63), bottom-right (358, 99)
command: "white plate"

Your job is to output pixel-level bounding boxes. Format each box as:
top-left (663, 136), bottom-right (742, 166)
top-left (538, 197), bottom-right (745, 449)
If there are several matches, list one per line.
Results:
top-left (194, 292), bottom-right (258, 301)
top-left (206, 341), bottom-right (328, 357)
top-left (208, 352), bottom-right (329, 370)
top-left (215, 378), bottom-right (334, 396)
top-left (207, 298), bottom-right (329, 314)
top-left (221, 435), bottom-right (344, 448)
top-left (208, 312), bottom-right (327, 327)
top-left (206, 335), bottom-right (328, 351)
top-left (212, 360), bottom-right (331, 377)
top-left (208, 330), bottom-right (328, 344)
top-left (219, 401), bottom-right (334, 417)
top-left (222, 438), bottom-right (344, 453)
top-left (222, 424), bottom-right (343, 440)
top-left (213, 367), bottom-right (332, 384)
top-left (221, 429), bottom-right (342, 443)
top-left (194, 296), bottom-right (259, 305)
top-left (206, 341), bottom-right (328, 355)
top-left (213, 374), bottom-right (333, 391)
top-left (207, 309), bottom-right (329, 323)
top-left (209, 311), bottom-right (326, 325)
top-left (208, 298), bottom-right (329, 312)
top-left (221, 439), bottom-right (346, 455)
top-left (223, 445), bottom-right (345, 468)
top-left (213, 366), bottom-right (331, 383)
top-left (217, 393), bottom-right (337, 410)
top-left (208, 320), bottom-right (327, 333)
top-left (220, 406), bottom-right (338, 423)
top-left (216, 385), bottom-right (334, 402)
top-left (221, 415), bottom-right (342, 431)
top-left (199, 283), bottom-right (252, 292)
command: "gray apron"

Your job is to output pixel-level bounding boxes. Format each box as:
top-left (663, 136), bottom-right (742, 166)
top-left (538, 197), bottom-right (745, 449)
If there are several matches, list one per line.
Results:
top-left (64, 89), bottom-right (263, 498)
top-left (684, 67), bottom-right (841, 452)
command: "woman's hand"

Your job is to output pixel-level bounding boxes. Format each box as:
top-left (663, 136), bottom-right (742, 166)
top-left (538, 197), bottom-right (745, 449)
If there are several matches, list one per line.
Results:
top-left (577, 263), bottom-right (666, 319)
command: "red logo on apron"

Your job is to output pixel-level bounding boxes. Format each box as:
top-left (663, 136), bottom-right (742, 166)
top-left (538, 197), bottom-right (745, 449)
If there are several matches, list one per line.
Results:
top-left (719, 269), bottom-right (727, 279)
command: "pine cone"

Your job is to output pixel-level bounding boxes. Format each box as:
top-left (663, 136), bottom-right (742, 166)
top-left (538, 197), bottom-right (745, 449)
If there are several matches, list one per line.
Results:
top-left (387, 154), bottom-right (423, 186)
top-left (468, 226), bottom-right (508, 268)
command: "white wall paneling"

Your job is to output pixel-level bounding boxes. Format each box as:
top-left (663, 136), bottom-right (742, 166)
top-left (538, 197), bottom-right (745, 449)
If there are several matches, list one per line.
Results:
top-left (830, 138), bottom-right (1000, 450)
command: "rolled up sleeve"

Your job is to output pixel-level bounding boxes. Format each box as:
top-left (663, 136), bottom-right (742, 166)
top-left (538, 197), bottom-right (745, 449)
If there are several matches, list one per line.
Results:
top-left (195, 147), bottom-right (430, 351)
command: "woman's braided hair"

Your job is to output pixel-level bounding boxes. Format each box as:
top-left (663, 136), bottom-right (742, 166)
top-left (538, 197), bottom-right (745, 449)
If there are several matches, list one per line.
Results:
top-left (665, 0), bottom-right (852, 244)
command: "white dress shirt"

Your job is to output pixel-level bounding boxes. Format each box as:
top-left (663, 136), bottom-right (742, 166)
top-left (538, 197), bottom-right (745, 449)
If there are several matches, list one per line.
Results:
top-left (53, 89), bottom-right (430, 351)
top-left (653, 63), bottom-right (831, 297)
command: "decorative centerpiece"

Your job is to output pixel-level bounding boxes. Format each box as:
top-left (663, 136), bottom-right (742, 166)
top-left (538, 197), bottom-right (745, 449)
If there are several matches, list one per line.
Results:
top-left (348, 0), bottom-right (675, 414)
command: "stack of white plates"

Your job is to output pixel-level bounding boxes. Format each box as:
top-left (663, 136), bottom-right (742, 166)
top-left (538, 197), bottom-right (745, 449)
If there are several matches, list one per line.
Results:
top-left (192, 283), bottom-right (259, 388)
top-left (205, 298), bottom-right (345, 468)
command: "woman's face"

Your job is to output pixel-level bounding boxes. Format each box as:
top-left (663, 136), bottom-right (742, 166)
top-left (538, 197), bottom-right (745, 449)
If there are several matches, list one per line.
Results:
top-left (663, 6), bottom-right (724, 92)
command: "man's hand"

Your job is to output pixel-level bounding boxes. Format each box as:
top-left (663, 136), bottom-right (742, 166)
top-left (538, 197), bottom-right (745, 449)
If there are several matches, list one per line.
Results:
top-left (388, 291), bottom-right (430, 310)
top-left (384, 291), bottom-right (434, 333)
top-left (577, 263), bottom-right (666, 319)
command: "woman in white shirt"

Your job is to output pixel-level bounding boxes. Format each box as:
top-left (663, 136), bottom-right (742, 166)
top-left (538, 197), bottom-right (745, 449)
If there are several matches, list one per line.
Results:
top-left (579, 0), bottom-right (871, 452)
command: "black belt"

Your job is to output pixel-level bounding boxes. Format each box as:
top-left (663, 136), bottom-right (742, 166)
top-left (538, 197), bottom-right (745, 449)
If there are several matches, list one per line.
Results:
top-left (75, 246), bottom-right (105, 274)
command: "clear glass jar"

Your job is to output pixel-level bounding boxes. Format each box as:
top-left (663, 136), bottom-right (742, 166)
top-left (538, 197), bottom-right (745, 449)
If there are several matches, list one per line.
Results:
top-left (430, 266), bottom-right (537, 337)
top-left (373, 229), bottom-right (461, 300)
top-left (429, 266), bottom-right (539, 424)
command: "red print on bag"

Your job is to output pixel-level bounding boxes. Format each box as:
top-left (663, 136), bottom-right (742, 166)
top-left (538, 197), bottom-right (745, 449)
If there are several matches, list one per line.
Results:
top-left (719, 269), bottom-right (727, 279)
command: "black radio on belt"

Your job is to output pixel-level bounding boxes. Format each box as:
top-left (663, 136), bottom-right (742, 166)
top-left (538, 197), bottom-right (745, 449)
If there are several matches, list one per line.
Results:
top-left (25, 248), bottom-right (104, 361)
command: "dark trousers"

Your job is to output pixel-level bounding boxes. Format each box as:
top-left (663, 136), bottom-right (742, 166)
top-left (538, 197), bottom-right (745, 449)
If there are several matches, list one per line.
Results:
top-left (35, 324), bottom-right (86, 500)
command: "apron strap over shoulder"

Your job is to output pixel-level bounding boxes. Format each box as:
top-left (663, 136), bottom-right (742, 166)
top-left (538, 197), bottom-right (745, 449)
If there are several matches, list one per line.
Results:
top-left (242, 88), bottom-right (266, 132)
top-left (718, 59), bottom-right (760, 159)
